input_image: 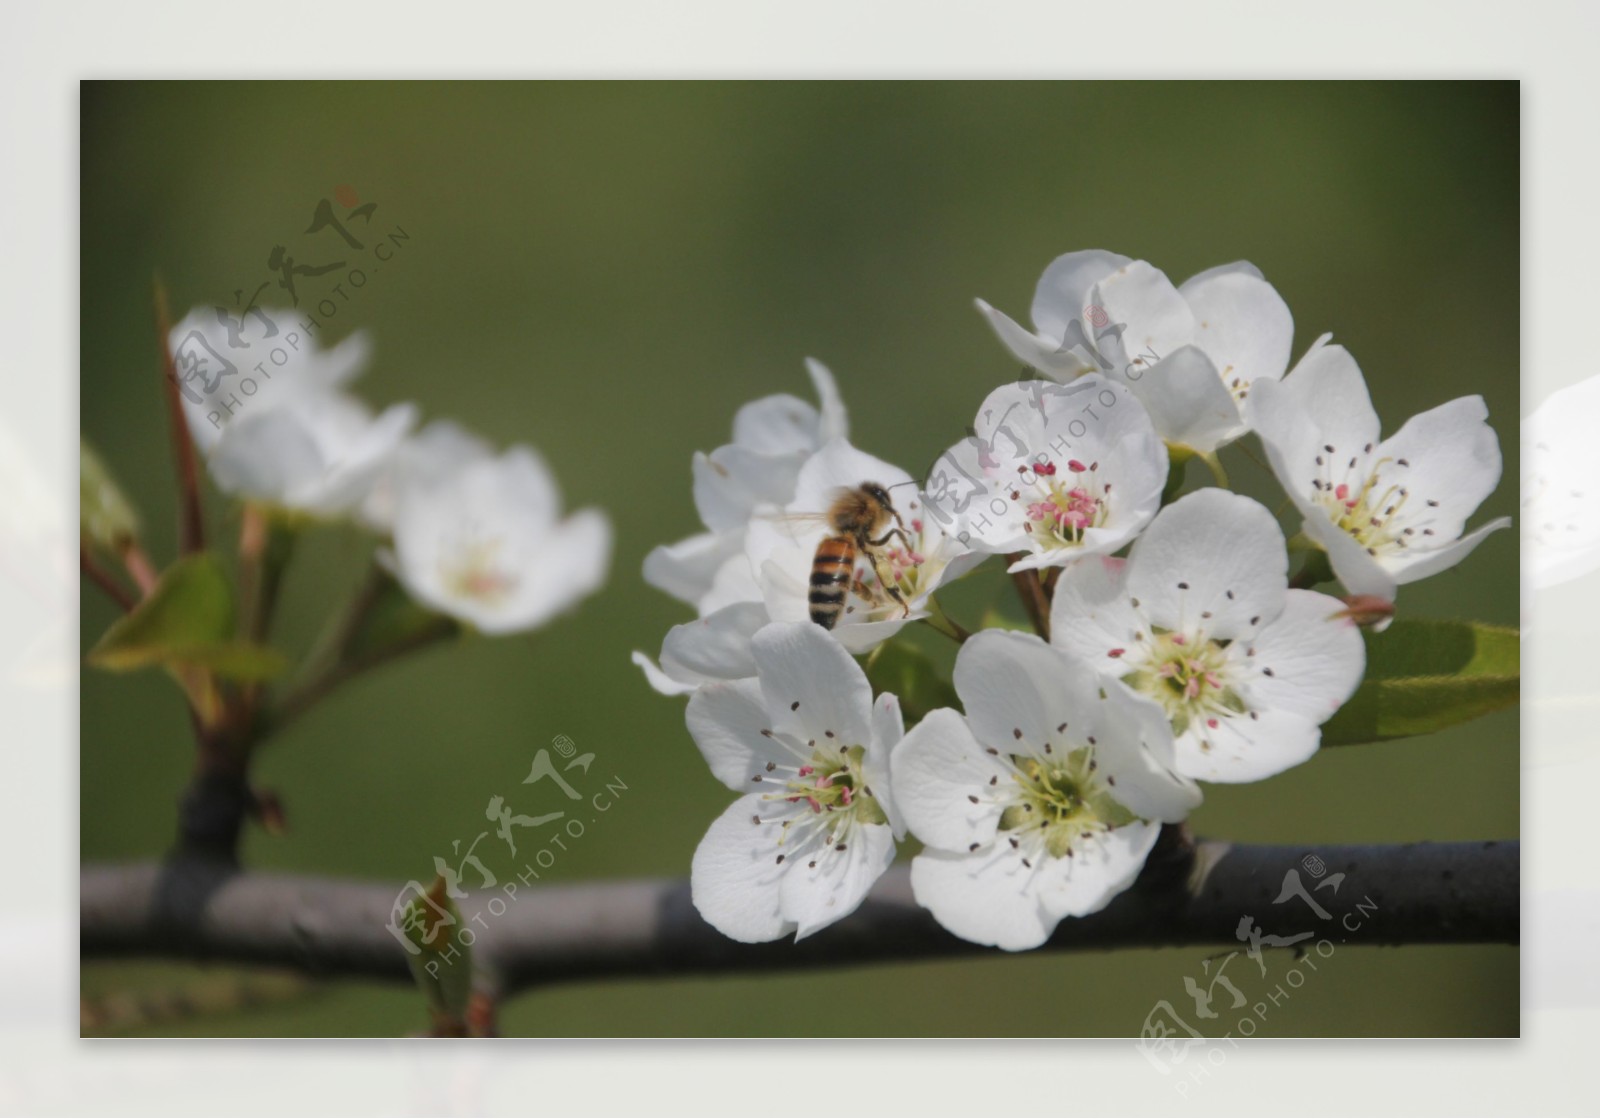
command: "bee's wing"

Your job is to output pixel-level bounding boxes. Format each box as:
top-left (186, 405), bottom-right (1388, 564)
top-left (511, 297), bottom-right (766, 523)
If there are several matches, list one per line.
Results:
top-left (752, 509), bottom-right (833, 539)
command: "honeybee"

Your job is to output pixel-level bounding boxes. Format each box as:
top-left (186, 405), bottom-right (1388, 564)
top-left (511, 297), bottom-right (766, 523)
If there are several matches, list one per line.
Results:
top-left (807, 482), bottom-right (915, 630)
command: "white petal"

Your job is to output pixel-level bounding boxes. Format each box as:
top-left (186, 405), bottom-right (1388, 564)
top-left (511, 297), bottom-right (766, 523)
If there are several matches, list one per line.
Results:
top-left (631, 651), bottom-right (700, 697)
top-left (1088, 688), bottom-right (1202, 823)
top-left (890, 708), bottom-right (1008, 852)
top-left (1126, 489), bottom-right (1288, 639)
top-left (1049, 555), bottom-right (1139, 665)
top-left (937, 377), bottom-right (1166, 563)
top-left (488, 507), bottom-right (611, 634)
top-left (974, 298), bottom-right (1094, 379)
top-left (953, 631), bottom-right (1099, 761)
top-left (698, 552), bottom-right (764, 615)
top-left (692, 447), bottom-right (807, 533)
top-left (780, 821), bottom-right (895, 940)
top-left (751, 621), bottom-right (874, 747)
top-left (1375, 395), bottom-right (1503, 538)
top-left (686, 679), bottom-right (795, 792)
top-left (1031, 249), bottom-right (1132, 343)
top-left (910, 849), bottom-right (1058, 950)
top-left (690, 794), bottom-right (795, 943)
top-left (805, 357), bottom-right (850, 444)
top-left (1087, 261), bottom-right (1196, 378)
top-left (1180, 260), bottom-right (1264, 285)
top-left (1265, 337), bottom-right (1381, 474)
top-left (1126, 345), bottom-right (1244, 453)
top-left (1242, 589), bottom-right (1367, 724)
top-left (1174, 705), bottom-right (1322, 784)
top-left (208, 407), bottom-right (326, 501)
top-left (641, 530), bottom-right (744, 609)
top-left (1298, 508), bottom-right (1399, 599)
top-left (868, 692), bottom-right (907, 837)
top-left (360, 419), bottom-right (494, 532)
top-left (1035, 822), bottom-right (1161, 920)
top-left (1179, 267), bottom-right (1294, 388)
top-left (1387, 516), bottom-right (1513, 585)
top-left (662, 600), bottom-right (766, 681)
top-left (790, 438), bottom-right (915, 505)
top-left (732, 392), bottom-right (820, 456)
top-left (916, 826), bottom-right (1160, 941)
top-left (1524, 374), bottom-right (1600, 588)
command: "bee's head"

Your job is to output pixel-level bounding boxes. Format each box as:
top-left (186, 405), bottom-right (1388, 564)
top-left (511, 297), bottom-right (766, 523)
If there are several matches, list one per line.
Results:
top-left (861, 481), bottom-right (893, 507)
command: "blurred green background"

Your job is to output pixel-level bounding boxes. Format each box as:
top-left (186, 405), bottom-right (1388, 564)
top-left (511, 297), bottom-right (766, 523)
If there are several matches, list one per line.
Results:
top-left (80, 81), bottom-right (1519, 1037)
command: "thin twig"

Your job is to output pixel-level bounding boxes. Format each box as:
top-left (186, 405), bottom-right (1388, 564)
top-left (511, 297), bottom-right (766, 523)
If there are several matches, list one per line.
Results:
top-left (154, 277), bottom-right (205, 556)
top-left (81, 545), bottom-right (135, 612)
top-left (921, 596), bottom-right (971, 643)
top-left (264, 614), bottom-right (458, 740)
top-left (120, 541), bottom-right (160, 596)
top-left (1007, 556), bottom-right (1052, 641)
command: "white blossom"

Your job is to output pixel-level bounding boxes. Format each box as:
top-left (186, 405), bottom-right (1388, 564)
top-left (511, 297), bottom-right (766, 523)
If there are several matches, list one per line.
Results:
top-left (892, 630), bottom-right (1199, 951)
top-left (976, 252), bottom-right (1295, 454)
top-left (689, 622), bottom-right (904, 942)
top-left (1050, 489), bottom-right (1365, 783)
top-left (167, 305), bottom-right (414, 518)
top-left (643, 359), bottom-right (847, 613)
top-left (1248, 337), bottom-right (1510, 605)
top-left (388, 446), bottom-right (610, 635)
top-left (744, 439), bottom-right (981, 655)
top-left (923, 376), bottom-right (1165, 573)
top-left (1523, 374), bottom-right (1600, 589)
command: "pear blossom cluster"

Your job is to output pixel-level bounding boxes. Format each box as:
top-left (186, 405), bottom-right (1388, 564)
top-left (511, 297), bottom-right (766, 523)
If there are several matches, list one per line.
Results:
top-left (168, 307), bottom-right (611, 634)
top-left (641, 250), bottom-right (1509, 952)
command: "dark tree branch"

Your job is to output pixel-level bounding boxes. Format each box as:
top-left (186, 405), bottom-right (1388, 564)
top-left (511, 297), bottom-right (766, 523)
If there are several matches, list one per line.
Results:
top-left (81, 839), bottom-right (1518, 999)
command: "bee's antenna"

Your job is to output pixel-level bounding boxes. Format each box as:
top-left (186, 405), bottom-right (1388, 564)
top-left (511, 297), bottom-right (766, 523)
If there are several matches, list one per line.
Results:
top-left (887, 479), bottom-right (921, 491)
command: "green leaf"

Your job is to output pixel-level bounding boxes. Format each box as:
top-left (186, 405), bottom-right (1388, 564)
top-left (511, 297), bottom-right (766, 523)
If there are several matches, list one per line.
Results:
top-left (80, 439), bottom-right (140, 553)
top-left (87, 553), bottom-right (288, 680)
top-left (1321, 618), bottom-right (1520, 746)
top-left (864, 639), bottom-right (961, 725)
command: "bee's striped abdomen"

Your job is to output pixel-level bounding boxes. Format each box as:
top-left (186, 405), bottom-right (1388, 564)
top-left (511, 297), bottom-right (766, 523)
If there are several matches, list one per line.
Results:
top-left (808, 534), bottom-right (856, 630)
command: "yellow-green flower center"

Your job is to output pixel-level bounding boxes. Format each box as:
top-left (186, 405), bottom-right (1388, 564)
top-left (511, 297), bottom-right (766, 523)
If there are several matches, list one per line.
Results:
top-left (998, 749), bottom-right (1134, 859)
top-left (1122, 630), bottom-right (1244, 737)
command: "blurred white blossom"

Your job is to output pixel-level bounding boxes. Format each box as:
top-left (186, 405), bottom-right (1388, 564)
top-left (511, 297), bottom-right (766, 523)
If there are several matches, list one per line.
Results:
top-left (388, 446), bottom-right (611, 635)
top-left (1524, 374), bottom-right (1600, 589)
top-left (167, 306), bottom-right (415, 518)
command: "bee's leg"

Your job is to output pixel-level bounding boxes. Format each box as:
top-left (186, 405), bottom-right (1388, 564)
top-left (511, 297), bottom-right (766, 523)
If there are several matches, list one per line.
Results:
top-left (867, 553), bottom-right (912, 619)
top-left (869, 527), bottom-right (914, 550)
top-left (883, 580), bottom-right (910, 619)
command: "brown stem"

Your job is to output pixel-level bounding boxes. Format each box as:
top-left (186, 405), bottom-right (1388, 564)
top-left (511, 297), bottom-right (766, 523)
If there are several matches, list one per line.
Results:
top-left (1007, 555), bottom-right (1052, 641)
top-left (81, 544), bottom-right (135, 612)
top-left (120, 541), bottom-right (160, 596)
top-left (265, 614), bottom-right (458, 741)
top-left (154, 277), bottom-right (205, 557)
